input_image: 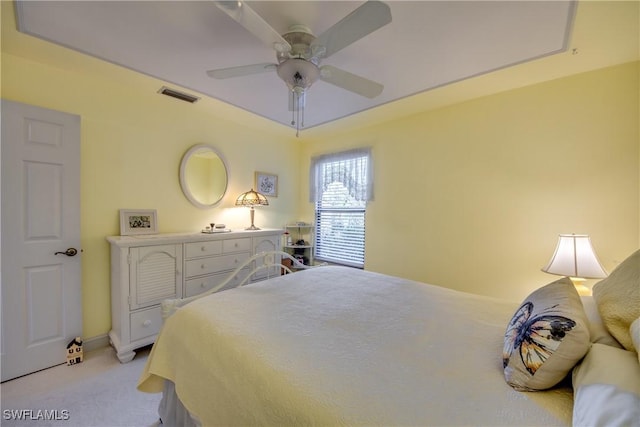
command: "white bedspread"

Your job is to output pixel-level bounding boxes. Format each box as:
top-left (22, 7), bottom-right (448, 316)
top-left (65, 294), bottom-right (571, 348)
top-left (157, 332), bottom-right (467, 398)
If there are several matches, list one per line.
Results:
top-left (138, 266), bottom-right (572, 426)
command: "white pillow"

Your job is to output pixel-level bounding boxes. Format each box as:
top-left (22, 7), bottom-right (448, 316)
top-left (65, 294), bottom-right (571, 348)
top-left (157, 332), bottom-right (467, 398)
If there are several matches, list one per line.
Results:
top-left (572, 343), bottom-right (640, 427)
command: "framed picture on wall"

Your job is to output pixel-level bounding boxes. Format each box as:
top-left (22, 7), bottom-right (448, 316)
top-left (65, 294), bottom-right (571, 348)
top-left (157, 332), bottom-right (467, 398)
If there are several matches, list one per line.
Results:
top-left (255, 172), bottom-right (278, 197)
top-left (119, 209), bottom-right (158, 235)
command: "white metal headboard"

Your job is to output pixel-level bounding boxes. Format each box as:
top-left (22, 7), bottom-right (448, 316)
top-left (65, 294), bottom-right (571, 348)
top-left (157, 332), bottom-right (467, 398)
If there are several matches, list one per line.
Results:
top-left (161, 251), bottom-right (322, 320)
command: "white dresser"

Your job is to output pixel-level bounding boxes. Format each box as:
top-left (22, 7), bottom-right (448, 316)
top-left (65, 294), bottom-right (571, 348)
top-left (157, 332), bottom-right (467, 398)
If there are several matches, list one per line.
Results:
top-left (106, 229), bottom-right (281, 362)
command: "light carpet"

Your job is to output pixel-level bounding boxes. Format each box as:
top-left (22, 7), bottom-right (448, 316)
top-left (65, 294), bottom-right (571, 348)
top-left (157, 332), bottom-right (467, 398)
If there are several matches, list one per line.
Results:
top-left (1, 345), bottom-right (161, 427)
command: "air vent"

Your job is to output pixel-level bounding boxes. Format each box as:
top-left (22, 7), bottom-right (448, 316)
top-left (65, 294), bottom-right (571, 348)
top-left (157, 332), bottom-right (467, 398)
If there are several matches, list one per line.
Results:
top-left (158, 86), bottom-right (200, 104)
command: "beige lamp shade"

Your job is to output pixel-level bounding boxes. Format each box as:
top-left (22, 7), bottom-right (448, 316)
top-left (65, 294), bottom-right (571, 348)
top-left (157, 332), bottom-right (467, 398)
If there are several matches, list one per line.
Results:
top-left (542, 234), bottom-right (608, 279)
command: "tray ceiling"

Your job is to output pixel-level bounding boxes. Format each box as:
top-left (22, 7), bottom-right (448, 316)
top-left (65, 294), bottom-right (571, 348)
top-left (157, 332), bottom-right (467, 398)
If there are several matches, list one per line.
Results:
top-left (15, 1), bottom-right (577, 131)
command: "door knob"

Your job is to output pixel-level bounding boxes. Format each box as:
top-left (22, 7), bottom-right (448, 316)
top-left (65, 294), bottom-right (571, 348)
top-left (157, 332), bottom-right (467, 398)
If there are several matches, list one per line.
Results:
top-left (55, 248), bottom-right (78, 257)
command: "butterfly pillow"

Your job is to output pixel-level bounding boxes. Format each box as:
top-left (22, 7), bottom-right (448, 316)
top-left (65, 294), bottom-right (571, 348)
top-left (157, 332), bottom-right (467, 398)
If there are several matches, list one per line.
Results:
top-left (503, 277), bottom-right (591, 391)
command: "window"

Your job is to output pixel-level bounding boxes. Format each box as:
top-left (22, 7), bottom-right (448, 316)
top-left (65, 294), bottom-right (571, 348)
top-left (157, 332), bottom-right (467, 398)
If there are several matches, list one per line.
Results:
top-left (310, 148), bottom-right (372, 268)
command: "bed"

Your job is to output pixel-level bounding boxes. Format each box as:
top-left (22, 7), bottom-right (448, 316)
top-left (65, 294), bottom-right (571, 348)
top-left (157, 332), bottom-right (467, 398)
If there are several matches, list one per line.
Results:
top-left (137, 250), bottom-right (640, 427)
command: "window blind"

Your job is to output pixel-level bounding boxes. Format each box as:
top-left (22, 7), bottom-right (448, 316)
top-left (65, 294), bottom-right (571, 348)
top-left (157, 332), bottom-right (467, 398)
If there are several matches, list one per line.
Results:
top-left (312, 149), bottom-right (370, 268)
top-left (315, 207), bottom-right (366, 267)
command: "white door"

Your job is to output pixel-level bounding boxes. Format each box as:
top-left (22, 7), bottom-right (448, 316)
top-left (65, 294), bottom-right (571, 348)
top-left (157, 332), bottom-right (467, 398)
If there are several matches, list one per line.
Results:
top-left (1, 100), bottom-right (82, 382)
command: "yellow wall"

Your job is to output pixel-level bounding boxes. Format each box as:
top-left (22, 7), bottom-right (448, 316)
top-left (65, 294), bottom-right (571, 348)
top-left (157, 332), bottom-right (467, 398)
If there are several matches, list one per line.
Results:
top-left (1, 52), bottom-right (300, 339)
top-left (300, 61), bottom-right (639, 302)
top-left (3, 41), bottom-right (638, 340)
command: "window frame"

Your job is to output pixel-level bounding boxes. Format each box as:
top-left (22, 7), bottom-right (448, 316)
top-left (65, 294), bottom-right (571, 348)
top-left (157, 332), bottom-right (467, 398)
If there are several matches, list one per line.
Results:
top-left (310, 148), bottom-right (372, 268)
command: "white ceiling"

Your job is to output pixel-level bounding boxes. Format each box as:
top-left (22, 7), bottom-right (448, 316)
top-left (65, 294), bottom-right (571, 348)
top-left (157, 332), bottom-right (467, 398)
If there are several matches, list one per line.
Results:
top-left (15, 0), bottom-right (578, 131)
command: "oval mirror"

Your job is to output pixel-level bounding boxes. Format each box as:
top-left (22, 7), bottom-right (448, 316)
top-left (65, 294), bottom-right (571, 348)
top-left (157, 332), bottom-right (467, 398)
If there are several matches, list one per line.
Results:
top-left (179, 144), bottom-right (228, 209)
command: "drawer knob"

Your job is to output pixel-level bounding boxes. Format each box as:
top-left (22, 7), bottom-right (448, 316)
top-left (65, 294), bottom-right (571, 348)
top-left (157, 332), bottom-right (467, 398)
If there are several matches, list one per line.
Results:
top-left (200, 282), bottom-right (205, 288)
top-left (201, 246), bottom-right (206, 251)
top-left (234, 243), bottom-right (238, 247)
top-left (201, 264), bottom-right (205, 269)
top-left (143, 320), bottom-right (152, 328)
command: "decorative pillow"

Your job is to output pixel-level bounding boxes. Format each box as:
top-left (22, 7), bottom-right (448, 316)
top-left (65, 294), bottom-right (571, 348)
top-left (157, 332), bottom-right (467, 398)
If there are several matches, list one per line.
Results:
top-left (592, 249), bottom-right (640, 351)
top-left (580, 296), bottom-right (622, 348)
top-left (572, 343), bottom-right (640, 427)
top-left (503, 277), bottom-right (590, 391)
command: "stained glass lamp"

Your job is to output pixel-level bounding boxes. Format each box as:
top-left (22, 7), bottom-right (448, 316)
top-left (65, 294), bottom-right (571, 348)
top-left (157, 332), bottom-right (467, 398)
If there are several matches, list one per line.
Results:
top-left (235, 189), bottom-right (269, 230)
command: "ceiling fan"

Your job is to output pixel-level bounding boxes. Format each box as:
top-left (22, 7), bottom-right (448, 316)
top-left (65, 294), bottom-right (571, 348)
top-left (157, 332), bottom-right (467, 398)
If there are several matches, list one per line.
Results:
top-left (207, 1), bottom-right (392, 135)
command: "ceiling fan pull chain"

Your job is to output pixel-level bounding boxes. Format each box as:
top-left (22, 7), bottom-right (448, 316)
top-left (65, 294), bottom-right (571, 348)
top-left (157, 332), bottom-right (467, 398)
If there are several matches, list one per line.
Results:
top-left (291, 91), bottom-right (296, 127)
top-left (296, 99), bottom-right (301, 137)
top-left (290, 89), bottom-right (303, 137)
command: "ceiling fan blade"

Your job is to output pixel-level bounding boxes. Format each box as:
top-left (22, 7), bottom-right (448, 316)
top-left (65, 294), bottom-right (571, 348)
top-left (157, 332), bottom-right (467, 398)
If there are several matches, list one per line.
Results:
top-left (320, 65), bottom-right (383, 98)
top-left (206, 63), bottom-right (277, 79)
top-left (214, 1), bottom-right (291, 53)
top-left (311, 1), bottom-right (391, 59)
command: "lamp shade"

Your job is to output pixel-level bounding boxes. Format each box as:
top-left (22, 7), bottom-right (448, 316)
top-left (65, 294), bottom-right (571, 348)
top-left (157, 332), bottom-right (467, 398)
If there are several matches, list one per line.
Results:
top-left (235, 189), bottom-right (268, 230)
top-left (542, 234), bottom-right (608, 279)
top-left (235, 189), bottom-right (269, 207)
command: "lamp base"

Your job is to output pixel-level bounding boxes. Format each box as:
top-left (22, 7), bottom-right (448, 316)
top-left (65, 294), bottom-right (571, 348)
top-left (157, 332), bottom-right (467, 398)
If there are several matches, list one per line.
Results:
top-left (245, 206), bottom-right (260, 230)
top-left (570, 277), bottom-right (591, 296)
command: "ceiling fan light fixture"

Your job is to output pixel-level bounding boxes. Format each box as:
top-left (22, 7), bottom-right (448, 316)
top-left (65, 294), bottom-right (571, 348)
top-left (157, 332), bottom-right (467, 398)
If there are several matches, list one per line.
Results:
top-left (276, 59), bottom-right (320, 91)
top-left (277, 59), bottom-right (319, 138)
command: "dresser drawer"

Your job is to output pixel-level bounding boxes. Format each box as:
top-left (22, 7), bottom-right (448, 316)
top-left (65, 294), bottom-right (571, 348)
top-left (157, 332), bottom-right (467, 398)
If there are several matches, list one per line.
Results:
top-left (130, 306), bottom-right (162, 342)
top-left (184, 268), bottom-right (251, 297)
top-left (222, 238), bottom-right (251, 253)
top-left (185, 252), bottom-right (250, 278)
top-left (184, 241), bottom-right (223, 259)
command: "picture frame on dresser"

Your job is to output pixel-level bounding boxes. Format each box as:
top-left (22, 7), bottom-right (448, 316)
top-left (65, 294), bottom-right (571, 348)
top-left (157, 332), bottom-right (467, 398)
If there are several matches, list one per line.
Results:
top-left (255, 172), bottom-right (278, 197)
top-left (119, 209), bottom-right (158, 236)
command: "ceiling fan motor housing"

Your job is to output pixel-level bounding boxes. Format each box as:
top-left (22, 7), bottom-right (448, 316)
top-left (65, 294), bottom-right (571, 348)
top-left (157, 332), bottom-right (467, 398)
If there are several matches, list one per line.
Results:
top-left (278, 25), bottom-right (319, 64)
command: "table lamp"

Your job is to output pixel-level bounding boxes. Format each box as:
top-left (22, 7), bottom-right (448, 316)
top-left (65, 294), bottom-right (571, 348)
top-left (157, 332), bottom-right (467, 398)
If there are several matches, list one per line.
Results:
top-left (235, 189), bottom-right (269, 230)
top-left (542, 234), bottom-right (608, 295)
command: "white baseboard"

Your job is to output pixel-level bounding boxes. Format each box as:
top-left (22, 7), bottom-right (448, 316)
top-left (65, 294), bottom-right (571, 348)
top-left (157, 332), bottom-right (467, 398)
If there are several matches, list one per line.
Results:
top-left (83, 334), bottom-right (111, 353)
